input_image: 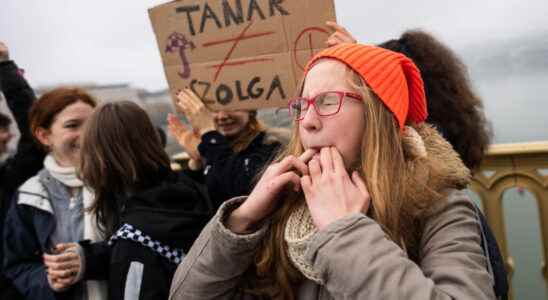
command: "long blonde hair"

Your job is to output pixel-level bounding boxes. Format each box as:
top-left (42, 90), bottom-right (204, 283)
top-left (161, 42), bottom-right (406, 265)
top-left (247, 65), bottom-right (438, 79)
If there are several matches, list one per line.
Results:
top-left (246, 67), bottom-right (436, 299)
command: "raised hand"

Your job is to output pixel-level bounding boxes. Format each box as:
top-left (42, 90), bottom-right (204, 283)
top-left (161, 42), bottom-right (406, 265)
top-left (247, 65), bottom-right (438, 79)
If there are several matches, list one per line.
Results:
top-left (167, 113), bottom-right (201, 161)
top-left (0, 42), bottom-right (9, 62)
top-left (325, 21), bottom-right (357, 47)
top-left (301, 147), bottom-right (370, 230)
top-left (227, 149), bottom-right (317, 233)
top-left (174, 88), bottom-right (215, 136)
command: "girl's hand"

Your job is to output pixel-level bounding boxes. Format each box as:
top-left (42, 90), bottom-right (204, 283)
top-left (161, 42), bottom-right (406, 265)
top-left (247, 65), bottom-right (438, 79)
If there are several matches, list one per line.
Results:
top-left (301, 147), bottom-right (370, 230)
top-left (168, 113), bottom-right (202, 161)
top-left (228, 149), bottom-right (317, 233)
top-left (47, 272), bottom-right (76, 292)
top-left (0, 42), bottom-right (9, 62)
top-left (325, 21), bottom-right (357, 47)
top-left (43, 243), bottom-right (81, 291)
top-left (174, 88), bottom-right (216, 136)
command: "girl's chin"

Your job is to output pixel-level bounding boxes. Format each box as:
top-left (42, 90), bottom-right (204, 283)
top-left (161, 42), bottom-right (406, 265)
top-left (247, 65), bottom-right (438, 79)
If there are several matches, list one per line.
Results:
top-left (220, 127), bottom-right (242, 137)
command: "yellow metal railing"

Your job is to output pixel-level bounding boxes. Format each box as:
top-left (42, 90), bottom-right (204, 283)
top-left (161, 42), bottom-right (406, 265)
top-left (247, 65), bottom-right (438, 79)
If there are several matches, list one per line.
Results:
top-left (470, 141), bottom-right (548, 299)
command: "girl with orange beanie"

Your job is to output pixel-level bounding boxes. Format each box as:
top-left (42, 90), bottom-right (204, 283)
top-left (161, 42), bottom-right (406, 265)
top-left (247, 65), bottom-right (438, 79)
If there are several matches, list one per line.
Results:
top-left (168, 43), bottom-right (496, 299)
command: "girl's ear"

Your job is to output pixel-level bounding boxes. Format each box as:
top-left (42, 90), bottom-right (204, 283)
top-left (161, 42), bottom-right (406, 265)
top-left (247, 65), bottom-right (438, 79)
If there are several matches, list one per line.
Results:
top-left (34, 127), bottom-right (51, 149)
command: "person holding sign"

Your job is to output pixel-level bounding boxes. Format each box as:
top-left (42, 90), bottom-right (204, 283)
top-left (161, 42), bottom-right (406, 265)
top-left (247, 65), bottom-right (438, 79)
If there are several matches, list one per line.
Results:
top-left (169, 44), bottom-right (496, 299)
top-left (168, 88), bottom-right (289, 209)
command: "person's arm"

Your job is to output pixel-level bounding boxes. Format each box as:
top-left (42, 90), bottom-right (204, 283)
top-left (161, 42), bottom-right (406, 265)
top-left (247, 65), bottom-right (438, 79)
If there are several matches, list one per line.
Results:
top-left (77, 240), bottom-right (110, 280)
top-left (109, 239), bottom-right (174, 300)
top-left (181, 162), bottom-right (206, 184)
top-left (0, 44), bottom-right (36, 137)
top-left (325, 21), bottom-right (357, 47)
top-left (3, 200), bottom-right (62, 300)
top-left (169, 197), bottom-right (267, 300)
top-left (0, 44), bottom-right (45, 194)
top-left (199, 131), bottom-right (279, 205)
top-left (304, 190), bottom-right (496, 299)
top-left (171, 151), bottom-right (315, 299)
top-left (197, 131), bottom-right (234, 163)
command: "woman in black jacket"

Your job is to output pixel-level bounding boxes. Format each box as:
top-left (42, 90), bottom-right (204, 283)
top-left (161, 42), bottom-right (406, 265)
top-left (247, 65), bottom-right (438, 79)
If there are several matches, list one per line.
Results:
top-left (66, 101), bottom-right (213, 300)
top-left (168, 88), bottom-right (289, 209)
top-left (0, 41), bottom-right (43, 300)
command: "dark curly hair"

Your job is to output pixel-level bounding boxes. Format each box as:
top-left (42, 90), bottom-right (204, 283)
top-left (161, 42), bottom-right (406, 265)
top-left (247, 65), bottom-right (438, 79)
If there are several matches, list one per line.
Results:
top-left (379, 30), bottom-right (492, 171)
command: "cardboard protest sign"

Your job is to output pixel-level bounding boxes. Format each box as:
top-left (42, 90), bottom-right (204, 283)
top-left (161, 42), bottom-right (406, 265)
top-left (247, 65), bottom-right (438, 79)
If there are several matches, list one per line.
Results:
top-left (149, 0), bottom-right (336, 111)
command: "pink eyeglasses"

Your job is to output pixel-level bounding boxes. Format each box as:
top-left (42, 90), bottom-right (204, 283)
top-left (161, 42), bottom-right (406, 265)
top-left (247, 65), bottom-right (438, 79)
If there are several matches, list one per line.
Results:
top-left (288, 91), bottom-right (363, 121)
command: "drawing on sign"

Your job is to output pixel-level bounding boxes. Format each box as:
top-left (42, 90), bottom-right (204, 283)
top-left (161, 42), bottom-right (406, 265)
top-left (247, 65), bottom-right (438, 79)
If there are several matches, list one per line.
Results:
top-left (202, 21), bottom-right (275, 81)
top-left (293, 26), bottom-right (330, 71)
top-left (165, 32), bottom-right (196, 79)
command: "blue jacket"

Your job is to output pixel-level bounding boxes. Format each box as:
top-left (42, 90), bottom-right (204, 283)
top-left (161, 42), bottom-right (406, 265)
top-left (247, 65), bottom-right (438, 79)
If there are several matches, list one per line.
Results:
top-left (3, 170), bottom-right (86, 300)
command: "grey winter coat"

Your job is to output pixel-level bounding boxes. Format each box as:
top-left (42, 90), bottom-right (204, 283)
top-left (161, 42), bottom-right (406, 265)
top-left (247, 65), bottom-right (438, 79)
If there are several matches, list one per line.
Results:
top-left (169, 124), bottom-right (496, 300)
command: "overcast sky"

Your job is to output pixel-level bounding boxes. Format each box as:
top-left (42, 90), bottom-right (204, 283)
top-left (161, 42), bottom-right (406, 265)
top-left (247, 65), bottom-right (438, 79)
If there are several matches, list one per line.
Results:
top-left (1, 0), bottom-right (547, 142)
top-left (1, 0), bottom-right (546, 90)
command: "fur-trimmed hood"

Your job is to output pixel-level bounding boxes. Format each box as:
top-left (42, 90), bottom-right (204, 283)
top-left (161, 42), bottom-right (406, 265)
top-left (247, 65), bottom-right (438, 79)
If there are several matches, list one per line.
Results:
top-left (402, 123), bottom-right (470, 200)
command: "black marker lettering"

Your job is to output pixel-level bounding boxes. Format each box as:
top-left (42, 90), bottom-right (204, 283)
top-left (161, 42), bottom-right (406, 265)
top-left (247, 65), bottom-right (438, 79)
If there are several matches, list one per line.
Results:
top-left (247, 0), bottom-right (266, 21)
top-left (175, 5), bottom-right (200, 36)
top-left (216, 83), bottom-right (233, 105)
top-left (266, 75), bottom-right (286, 100)
top-left (248, 77), bottom-right (264, 99)
top-left (269, 0), bottom-right (289, 16)
top-left (222, 0), bottom-right (244, 27)
top-left (236, 80), bottom-right (250, 101)
top-left (190, 79), bottom-right (214, 104)
top-left (200, 3), bottom-right (223, 34)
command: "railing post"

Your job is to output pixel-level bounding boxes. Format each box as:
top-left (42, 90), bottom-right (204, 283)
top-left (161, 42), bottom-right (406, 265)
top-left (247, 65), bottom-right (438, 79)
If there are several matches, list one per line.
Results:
top-left (471, 141), bottom-right (548, 299)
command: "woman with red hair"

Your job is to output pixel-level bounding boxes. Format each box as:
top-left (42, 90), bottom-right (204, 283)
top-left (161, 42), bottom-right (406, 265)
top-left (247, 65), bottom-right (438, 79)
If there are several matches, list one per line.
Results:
top-left (3, 88), bottom-right (107, 300)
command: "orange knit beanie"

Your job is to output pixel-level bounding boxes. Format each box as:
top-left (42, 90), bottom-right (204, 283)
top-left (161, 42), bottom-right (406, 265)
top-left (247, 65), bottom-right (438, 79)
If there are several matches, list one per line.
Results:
top-left (304, 43), bottom-right (427, 129)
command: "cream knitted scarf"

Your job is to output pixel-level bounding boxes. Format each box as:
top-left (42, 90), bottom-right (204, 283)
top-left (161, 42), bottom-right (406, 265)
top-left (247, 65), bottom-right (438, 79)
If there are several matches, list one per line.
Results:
top-left (283, 126), bottom-right (433, 284)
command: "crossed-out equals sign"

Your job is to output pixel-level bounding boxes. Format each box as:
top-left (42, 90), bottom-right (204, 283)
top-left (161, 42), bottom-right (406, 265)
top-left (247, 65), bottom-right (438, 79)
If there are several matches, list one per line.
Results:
top-left (202, 22), bottom-right (275, 81)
